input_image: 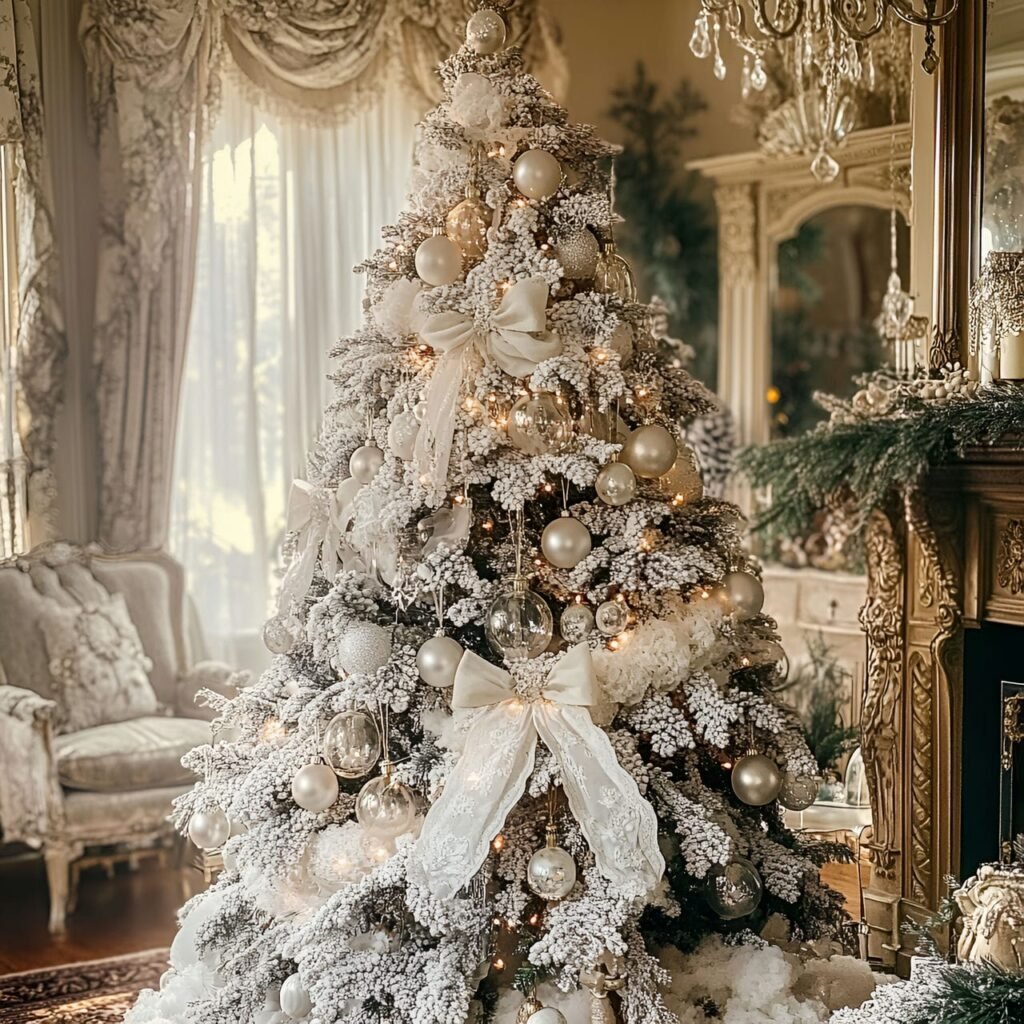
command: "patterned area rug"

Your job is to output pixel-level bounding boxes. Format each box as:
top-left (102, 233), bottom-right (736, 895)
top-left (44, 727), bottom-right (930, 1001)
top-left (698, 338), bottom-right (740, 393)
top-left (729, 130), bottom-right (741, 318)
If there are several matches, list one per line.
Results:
top-left (0, 949), bottom-right (167, 1023)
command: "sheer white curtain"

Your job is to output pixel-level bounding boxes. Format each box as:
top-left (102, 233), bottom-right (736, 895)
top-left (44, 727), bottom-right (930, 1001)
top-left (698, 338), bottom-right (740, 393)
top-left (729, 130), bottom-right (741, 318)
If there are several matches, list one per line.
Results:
top-left (170, 74), bottom-right (420, 671)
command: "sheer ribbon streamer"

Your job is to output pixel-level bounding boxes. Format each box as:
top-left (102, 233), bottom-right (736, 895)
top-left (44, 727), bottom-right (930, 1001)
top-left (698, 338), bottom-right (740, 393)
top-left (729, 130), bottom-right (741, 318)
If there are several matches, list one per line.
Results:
top-left (409, 644), bottom-right (664, 900)
top-left (413, 276), bottom-right (562, 494)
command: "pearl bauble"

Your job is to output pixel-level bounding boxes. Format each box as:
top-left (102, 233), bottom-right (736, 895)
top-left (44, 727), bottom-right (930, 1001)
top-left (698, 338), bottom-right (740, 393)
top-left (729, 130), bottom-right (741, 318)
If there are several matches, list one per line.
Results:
top-left (291, 763), bottom-right (339, 812)
top-left (513, 149), bottom-right (562, 201)
top-left (387, 410), bottom-right (419, 461)
top-left (724, 570), bottom-right (765, 621)
top-left (415, 233), bottom-right (462, 286)
top-left (526, 1010), bottom-right (568, 1024)
top-left (187, 807), bottom-right (230, 850)
top-left (507, 391), bottom-right (572, 454)
top-left (445, 186), bottom-right (491, 264)
top-left (559, 603), bottom-right (595, 643)
top-left (465, 8), bottom-right (506, 53)
top-left (486, 581), bottom-right (554, 660)
top-left (323, 710), bottom-right (381, 779)
top-left (541, 515), bottom-right (591, 569)
top-left (595, 599), bottom-right (629, 636)
top-left (554, 229), bottom-right (600, 279)
top-left (731, 752), bottom-right (783, 806)
top-left (416, 635), bottom-right (465, 688)
top-left (779, 772), bottom-right (819, 811)
top-left (279, 973), bottom-right (312, 1019)
top-left (527, 843), bottom-right (576, 899)
top-left (349, 443), bottom-right (384, 484)
top-left (595, 462), bottom-right (637, 506)
top-left (705, 856), bottom-right (763, 919)
top-left (356, 774), bottom-right (417, 837)
top-left (334, 621), bottom-right (392, 676)
top-left (621, 424), bottom-right (678, 479)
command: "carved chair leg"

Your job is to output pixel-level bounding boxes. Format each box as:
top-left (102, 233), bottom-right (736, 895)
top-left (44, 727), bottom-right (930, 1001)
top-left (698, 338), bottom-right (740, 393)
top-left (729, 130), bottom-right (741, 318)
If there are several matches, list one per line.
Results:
top-left (67, 861), bottom-right (81, 915)
top-left (43, 844), bottom-right (71, 934)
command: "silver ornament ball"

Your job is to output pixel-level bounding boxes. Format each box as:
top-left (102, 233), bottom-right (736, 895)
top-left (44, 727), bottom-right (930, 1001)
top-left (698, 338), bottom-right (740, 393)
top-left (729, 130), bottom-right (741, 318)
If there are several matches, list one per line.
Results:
top-left (323, 710), bottom-right (381, 779)
top-left (349, 443), bottom-right (384, 484)
top-left (560, 603), bottom-right (595, 643)
top-left (334, 621), bottom-right (392, 676)
top-left (527, 843), bottom-right (577, 899)
top-left (187, 806), bottom-right (230, 850)
top-left (387, 410), bottom-right (419, 461)
top-left (704, 856), bottom-right (763, 919)
top-left (724, 570), bottom-right (765, 621)
top-left (356, 773), bottom-right (418, 838)
top-left (416, 635), bottom-right (465, 688)
top-left (595, 599), bottom-right (629, 636)
top-left (486, 580), bottom-right (554, 660)
top-left (291, 763), bottom-right (340, 812)
top-left (594, 461), bottom-right (637, 506)
top-left (731, 752), bottom-right (783, 806)
top-left (541, 515), bottom-right (592, 569)
top-left (465, 8), bottom-right (506, 53)
top-left (262, 614), bottom-right (299, 654)
top-left (554, 229), bottom-right (600, 279)
top-left (778, 772), bottom-right (819, 812)
top-left (279, 973), bottom-right (312, 1019)
top-left (513, 149), bottom-right (562, 201)
top-left (527, 1010), bottom-right (568, 1024)
top-left (621, 424), bottom-right (678, 479)
top-left (415, 233), bottom-right (462, 286)
top-left (507, 391), bottom-right (572, 453)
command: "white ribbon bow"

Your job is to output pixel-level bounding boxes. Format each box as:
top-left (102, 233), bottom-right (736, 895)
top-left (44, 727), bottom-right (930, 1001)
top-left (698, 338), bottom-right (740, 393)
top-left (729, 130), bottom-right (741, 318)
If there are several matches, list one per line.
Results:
top-left (414, 276), bottom-right (562, 493)
top-left (409, 644), bottom-right (664, 901)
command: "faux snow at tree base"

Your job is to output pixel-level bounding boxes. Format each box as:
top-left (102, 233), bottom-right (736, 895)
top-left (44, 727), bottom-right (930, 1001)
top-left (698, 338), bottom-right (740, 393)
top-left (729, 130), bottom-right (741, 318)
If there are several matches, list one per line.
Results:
top-left (128, 11), bottom-right (873, 1024)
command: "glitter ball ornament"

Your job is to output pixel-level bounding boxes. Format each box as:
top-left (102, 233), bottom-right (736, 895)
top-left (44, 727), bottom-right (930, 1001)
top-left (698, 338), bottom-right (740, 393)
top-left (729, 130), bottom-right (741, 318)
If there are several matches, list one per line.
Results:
top-left (526, 1010), bottom-right (567, 1024)
top-left (262, 614), bottom-right (299, 654)
top-left (356, 771), bottom-right (417, 838)
top-left (594, 242), bottom-right (637, 302)
top-left (621, 424), bottom-right (678, 479)
top-left (779, 772), bottom-right (819, 811)
top-left (662, 444), bottom-right (704, 503)
top-left (387, 410), bottom-right (419, 461)
top-left (554, 228), bottom-right (600, 279)
top-left (416, 634), bottom-right (465, 688)
top-left (291, 763), bottom-right (340, 812)
top-left (188, 806), bottom-right (230, 850)
top-left (415, 231), bottom-right (462, 286)
top-left (595, 599), bottom-right (629, 636)
top-left (724, 570), bottom-right (765, 621)
top-left (560, 602), bottom-right (595, 643)
top-left (465, 8), bottom-right (506, 53)
top-left (507, 391), bottom-right (572, 455)
top-left (446, 184), bottom-right (491, 265)
top-left (349, 443), bottom-right (384, 484)
top-left (704, 856), bottom-right (763, 919)
top-left (527, 840), bottom-right (577, 900)
top-left (486, 578), bottom-right (554, 660)
top-left (334, 621), bottom-right (392, 676)
top-left (541, 514), bottom-right (591, 569)
top-left (595, 461), bottom-right (637, 506)
top-left (279, 973), bottom-right (312, 1019)
top-left (731, 751), bottom-right (783, 806)
top-left (513, 149), bottom-right (562, 201)
top-left (323, 710), bottom-right (381, 779)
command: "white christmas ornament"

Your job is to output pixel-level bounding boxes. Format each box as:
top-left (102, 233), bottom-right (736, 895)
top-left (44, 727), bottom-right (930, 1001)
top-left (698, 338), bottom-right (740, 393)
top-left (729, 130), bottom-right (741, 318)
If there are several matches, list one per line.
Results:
top-left (417, 634), bottom-right (465, 687)
top-left (262, 614), bottom-right (299, 654)
top-left (541, 515), bottom-right (591, 569)
top-left (387, 410), bottom-right (419, 461)
top-left (415, 232), bottom-right (462, 286)
top-left (291, 763), bottom-right (340, 812)
top-left (279, 973), bottom-right (312, 1019)
top-left (349, 443), bottom-right (384, 484)
top-left (621, 424), bottom-right (678, 478)
top-left (526, 1009), bottom-right (568, 1024)
top-left (513, 149), bottom-right (561, 201)
top-left (334, 621), bottom-right (392, 676)
top-left (188, 807), bottom-right (230, 850)
top-left (465, 8), bottom-right (506, 53)
top-left (450, 73), bottom-right (508, 137)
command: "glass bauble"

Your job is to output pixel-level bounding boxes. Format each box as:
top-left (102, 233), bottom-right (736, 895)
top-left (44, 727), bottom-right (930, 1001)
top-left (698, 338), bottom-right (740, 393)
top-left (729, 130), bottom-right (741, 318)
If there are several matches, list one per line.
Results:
top-left (356, 773), bottom-right (418, 837)
top-left (560, 603), bottom-right (595, 643)
top-left (723, 570), bottom-right (765, 621)
top-left (513, 149), bottom-right (562, 201)
top-left (541, 515), bottom-right (592, 569)
top-left (595, 599), bottom-right (629, 636)
top-left (779, 772), bottom-right (819, 812)
top-left (554, 229), bottom-right (600, 279)
top-left (527, 842), bottom-right (576, 899)
top-left (578, 406), bottom-right (628, 444)
top-left (662, 444), bottom-right (704, 503)
top-left (731, 752), bottom-right (783, 806)
top-left (415, 233), bottom-right (462, 286)
top-left (844, 747), bottom-right (870, 807)
top-left (334, 621), bottom-right (392, 676)
top-left (446, 185), bottom-right (491, 265)
top-left (507, 392), bottom-right (572, 455)
top-left (349, 443), bottom-right (384, 484)
top-left (594, 243), bottom-right (637, 302)
top-left (323, 710), bottom-right (381, 779)
top-left (486, 580), bottom-right (554, 660)
top-left (291, 763), bottom-right (340, 812)
top-left (279, 973), bottom-right (312, 1019)
top-left (882, 271), bottom-right (914, 330)
top-left (387, 409), bottom-right (419, 461)
top-left (704, 856), bottom-right (763, 919)
top-left (595, 462), bottom-right (637, 506)
top-left (188, 806), bottom-right (230, 850)
top-left (621, 424), bottom-right (678, 479)
top-left (262, 614), bottom-right (299, 654)
top-left (416, 634), bottom-right (465, 688)
top-left (466, 8), bottom-right (506, 53)
top-left (526, 1009), bottom-right (568, 1024)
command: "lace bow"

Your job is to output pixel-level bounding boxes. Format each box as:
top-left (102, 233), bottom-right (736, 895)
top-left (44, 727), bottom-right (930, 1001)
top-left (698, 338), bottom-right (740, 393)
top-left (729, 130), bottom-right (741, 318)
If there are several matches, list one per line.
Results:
top-left (413, 276), bottom-right (562, 494)
top-left (409, 644), bottom-right (664, 900)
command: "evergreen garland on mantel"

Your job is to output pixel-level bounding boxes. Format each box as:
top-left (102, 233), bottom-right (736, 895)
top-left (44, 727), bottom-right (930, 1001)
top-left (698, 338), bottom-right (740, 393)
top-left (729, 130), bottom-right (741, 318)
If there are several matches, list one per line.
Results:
top-left (737, 368), bottom-right (1024, 544)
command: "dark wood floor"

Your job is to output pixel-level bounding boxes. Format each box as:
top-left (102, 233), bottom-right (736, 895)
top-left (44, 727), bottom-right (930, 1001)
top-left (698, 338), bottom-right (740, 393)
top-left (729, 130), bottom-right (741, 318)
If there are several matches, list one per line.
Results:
top-left (0, 855), bottom-right (860, 975)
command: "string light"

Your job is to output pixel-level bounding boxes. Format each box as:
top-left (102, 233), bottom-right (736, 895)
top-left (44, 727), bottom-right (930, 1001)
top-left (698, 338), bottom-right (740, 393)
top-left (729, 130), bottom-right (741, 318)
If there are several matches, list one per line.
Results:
top-left (492, 834), bottom-right (505, 852)
top-left (482, 520), bottom-right (494, 532)
top-left (492, 957), bottom-right (506, 971)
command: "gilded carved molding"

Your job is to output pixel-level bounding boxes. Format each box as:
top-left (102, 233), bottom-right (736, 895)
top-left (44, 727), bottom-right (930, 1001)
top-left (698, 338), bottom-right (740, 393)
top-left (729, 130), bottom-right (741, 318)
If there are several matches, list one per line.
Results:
top-left (907, 650), bottom-right (933, 904)
top-left (997, 519), bottom-right (1024, 595)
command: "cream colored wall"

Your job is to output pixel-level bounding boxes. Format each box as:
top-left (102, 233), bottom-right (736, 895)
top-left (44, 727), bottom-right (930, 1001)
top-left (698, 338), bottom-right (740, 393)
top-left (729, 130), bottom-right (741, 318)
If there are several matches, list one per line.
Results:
top-left (555, 0), bottom-right (756, 160)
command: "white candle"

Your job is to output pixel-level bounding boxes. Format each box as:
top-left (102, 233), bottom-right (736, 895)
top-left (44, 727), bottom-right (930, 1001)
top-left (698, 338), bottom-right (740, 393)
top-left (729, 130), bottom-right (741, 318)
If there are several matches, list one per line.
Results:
top-left (1000, 330), bottom-right (1024, 380)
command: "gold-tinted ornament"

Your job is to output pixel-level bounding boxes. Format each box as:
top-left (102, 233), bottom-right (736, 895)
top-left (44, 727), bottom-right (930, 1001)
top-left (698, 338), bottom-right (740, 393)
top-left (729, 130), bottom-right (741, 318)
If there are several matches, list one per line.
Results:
top-left (594, 241), bottom-right (637, 302)
top-left (662, 443), bottom-right (704, 504)
top-left (554, 228), bottom-right (600, 279)
top-left (445, 183), bottom-right (491, 265)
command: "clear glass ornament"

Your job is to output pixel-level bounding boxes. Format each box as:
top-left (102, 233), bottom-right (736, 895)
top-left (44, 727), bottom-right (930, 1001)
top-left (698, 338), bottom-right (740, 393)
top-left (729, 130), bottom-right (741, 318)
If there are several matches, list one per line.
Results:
top-left (704, 856), bottom-right (763, 919)
top-left (486, 578), bottom-right (554, 660)
top-left (779, 772), bottom-right (819, 812)
top-left (465, 8), bottom-right (506, 54)
top-left (594, 243), bottom-right (637, 302)
top-left (595, 461), bottom-right (637, 506)
top-left (527, 840), bottom-right (576, 899)
top-left (560, 602), bottom-right (595, 643)
top-left (356, 771), bottom-right (418, 838)
top-left (445, 183), bottom-right (491, 265)
top-left (595, 599), bottom-right (629, 636)
top-left (661, 445), bottom-right (704, 503)
top-left (323, 710), bottom-right (381, 779)
top-left (750, 57), bottom-right (768, 91)
top-left (507, 391), bottom-right (572, 455)
top-left (881, 270), bottom-right (914, 330)
top-left (262, 614), bottom-right (299, 654)
top-left (844, 747), bottom-right (870, 807)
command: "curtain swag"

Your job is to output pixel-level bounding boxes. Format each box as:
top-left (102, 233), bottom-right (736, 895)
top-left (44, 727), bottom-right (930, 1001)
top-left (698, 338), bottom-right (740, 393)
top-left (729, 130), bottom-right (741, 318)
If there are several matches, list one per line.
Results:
top-left (78, 0), bottom-right (566, 552)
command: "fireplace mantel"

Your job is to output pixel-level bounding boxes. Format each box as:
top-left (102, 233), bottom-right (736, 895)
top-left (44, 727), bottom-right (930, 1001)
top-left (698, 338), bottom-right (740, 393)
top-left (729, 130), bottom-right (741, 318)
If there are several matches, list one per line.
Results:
top-left (861, 446), bottom-right (1024, 969)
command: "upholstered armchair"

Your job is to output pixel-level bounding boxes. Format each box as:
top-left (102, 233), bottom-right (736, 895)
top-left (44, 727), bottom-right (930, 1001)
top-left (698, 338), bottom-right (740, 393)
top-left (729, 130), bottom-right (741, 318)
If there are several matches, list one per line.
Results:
top-left (0, 543), bottom-right (244, 932)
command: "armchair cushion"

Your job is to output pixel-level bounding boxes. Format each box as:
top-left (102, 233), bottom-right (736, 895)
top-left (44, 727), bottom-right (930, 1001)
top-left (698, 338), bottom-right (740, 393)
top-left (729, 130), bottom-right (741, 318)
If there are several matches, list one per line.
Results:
top-left (0, 683), bottom-right (60, 844)
top-left (39, 593), bottom-right (159, 733)
top-left (54, 716), bottom-right (209, 792)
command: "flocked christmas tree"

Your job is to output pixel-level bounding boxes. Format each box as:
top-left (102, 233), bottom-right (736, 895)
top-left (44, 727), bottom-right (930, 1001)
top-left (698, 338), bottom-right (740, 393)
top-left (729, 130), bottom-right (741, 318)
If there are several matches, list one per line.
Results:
top-left (130, 9), bottom-right (845, 1024)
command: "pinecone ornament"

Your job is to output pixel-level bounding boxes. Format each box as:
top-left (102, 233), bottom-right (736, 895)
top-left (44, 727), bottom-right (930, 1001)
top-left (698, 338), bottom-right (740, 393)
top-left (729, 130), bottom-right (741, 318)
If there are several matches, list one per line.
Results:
top-left (686, 403), bottom-right (736, 498)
